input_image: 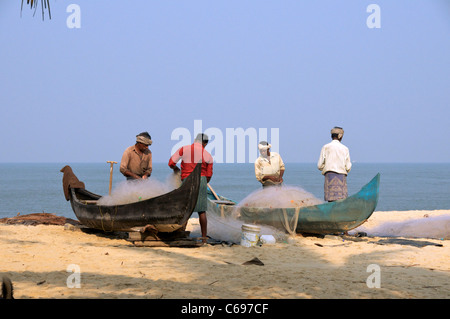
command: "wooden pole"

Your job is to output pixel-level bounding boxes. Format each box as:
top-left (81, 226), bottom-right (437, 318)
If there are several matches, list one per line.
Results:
top-left (207, 183), bottom-right (220, 201)
top-left (107, 161), bottom-right (117, 195)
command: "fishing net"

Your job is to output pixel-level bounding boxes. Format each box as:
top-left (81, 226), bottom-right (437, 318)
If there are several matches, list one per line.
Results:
top-left (97, 173), bottom-right (180, 206)
top-left (236, 185), bottom-right (322, 210)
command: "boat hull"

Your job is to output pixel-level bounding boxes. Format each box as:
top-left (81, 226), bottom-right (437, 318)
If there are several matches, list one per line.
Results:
top-left (67, 163), bottom-right (202, 232)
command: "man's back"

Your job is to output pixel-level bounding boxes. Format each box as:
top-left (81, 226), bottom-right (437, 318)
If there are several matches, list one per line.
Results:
top-left (169, 142), bottom-right (213, 180)
top-left (317, 140), bottom-right (352, 175)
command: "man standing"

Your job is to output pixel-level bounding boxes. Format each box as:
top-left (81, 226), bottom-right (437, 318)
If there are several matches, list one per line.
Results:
top-left (120, 132), bottom-right (153, 180)
top-left (317, 127), bottom-right (352, 202)
top-left (254, 141), bottom-right (285, 187)
top-left (168, 133), bottom-right (213, 242)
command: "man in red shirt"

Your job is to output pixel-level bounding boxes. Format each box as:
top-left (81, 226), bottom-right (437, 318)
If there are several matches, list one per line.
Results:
top-left (169, 133), bottom-right (213, 242)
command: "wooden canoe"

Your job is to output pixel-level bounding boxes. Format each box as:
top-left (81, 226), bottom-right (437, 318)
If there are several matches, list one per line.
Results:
top-left (63, 163), bottom-right (201, 232)
top-left (207, 173), bottom-right (380, 235)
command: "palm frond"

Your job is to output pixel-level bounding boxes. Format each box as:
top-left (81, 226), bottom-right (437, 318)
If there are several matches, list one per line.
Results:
top-left (21, 0), bottom-right (51, 20)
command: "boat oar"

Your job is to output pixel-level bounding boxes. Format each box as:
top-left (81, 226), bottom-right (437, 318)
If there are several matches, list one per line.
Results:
top-left (207, 183), bottom-right (220, 201)
top-left (107, 161), bottom-right (117, 195)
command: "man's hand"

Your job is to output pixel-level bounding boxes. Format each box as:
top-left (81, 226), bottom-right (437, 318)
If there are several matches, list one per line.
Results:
top-left (263, 175), bottom-right (282, 183)
top-left (171, 166), bottom-right (181, 173)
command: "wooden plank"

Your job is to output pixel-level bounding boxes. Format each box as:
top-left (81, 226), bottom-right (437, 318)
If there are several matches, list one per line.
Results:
top-left (127, 231), bottom-right (191, 242)
top-left (210, 200), bottom-right (236, 205)
top-left (132, 239), bottom-right (202, 247)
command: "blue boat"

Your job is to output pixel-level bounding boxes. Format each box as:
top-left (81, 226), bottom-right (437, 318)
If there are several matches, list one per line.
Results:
top-left (207, 174), bottom-right (380, 235)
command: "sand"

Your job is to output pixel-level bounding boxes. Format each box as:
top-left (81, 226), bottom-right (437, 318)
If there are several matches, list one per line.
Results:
top-left (1, 210), bottom-right (449, 299)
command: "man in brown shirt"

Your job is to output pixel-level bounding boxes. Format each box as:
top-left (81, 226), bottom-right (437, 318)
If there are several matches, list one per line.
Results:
top-left (120, 132), bottom-right (153, 180)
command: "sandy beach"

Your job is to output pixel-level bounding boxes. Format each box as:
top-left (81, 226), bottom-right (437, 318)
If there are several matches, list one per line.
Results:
top-left (1, 210), bottom-right (449, 299)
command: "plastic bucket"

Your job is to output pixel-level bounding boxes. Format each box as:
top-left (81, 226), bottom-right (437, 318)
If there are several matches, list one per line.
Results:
top-left (241, 224), bottom-right (261, 247)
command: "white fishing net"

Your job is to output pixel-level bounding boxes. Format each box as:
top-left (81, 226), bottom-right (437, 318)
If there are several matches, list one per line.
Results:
top-left (351, 214), bottom-right (450, 239)
top-left (97, 173), bottom-right (180, 206)
top-left (236, 185), bottom-right (323, 210)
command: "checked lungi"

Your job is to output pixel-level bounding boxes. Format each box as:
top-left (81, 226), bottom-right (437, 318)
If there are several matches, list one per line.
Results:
top-left (324, 171), bottom-right (348, 202)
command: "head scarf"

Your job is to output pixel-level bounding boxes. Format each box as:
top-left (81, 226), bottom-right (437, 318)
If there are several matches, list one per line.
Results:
top-left (258, 141), bottom-right (271, 156)
top-left (331, 127), bottom-right (344, 139)
top-left (136, 132), bottom-right (152, 145)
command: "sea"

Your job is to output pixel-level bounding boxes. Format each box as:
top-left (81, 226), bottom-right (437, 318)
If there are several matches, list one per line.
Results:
top-left (0, 163), bottom-right (450, 220)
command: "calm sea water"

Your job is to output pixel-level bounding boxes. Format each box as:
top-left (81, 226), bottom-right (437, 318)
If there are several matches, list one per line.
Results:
top-left (0, 163), bottom-right (449, 219)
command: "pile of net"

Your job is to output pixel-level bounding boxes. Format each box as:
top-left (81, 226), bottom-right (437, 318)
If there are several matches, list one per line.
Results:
top-left (98, 173), bottom-right (181, 206)
top-left (0, 213), bottom-right (79, 226)
top-left (236, 185), bottom-right (322, 210)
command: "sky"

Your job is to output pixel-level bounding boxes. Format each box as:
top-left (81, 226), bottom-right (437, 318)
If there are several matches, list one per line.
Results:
top-left (0, 0), bottom-right (449, 163)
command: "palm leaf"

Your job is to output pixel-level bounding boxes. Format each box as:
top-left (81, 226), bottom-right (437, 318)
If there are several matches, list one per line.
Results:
top-left (21, 0), bottom-right (51, 20)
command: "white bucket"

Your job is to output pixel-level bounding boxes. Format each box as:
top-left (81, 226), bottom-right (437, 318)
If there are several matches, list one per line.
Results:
top-left (241, 224), bottom-right (261, 247)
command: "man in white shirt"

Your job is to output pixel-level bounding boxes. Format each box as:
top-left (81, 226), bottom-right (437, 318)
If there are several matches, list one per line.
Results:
top-left (255, 141), bottom-right (285, 187)
top-left (317, 127), bottom-right (352, 201)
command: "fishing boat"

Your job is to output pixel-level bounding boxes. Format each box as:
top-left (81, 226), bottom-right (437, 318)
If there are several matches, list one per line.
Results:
top-left (207, 174), bottom-right (380, 235)
top-left (62, 163), bottom-right (201, 232)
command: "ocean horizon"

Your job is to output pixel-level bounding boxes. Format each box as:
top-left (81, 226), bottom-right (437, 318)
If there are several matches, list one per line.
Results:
top-left (1, 162), bottom-right (449, 220)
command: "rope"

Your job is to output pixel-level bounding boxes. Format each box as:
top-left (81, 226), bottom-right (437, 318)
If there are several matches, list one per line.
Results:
top-left (98, 205), bottom-right (118, 232)
top-left (281, 207), bottom-right (300, 237)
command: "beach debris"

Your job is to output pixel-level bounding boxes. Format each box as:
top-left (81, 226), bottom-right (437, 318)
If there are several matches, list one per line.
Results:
top-left (370, 238), bottom-right (443, 248)
top-left (242, 257), bottom-right (264, 266)
top-left (355, 232), bottom-right (367, 237)
top-left (314, 242), bottom-right (352, 247)
top-left (1, 277), bottom-right (14, 299)
top-left (259, 235), bottom-right (276, 245)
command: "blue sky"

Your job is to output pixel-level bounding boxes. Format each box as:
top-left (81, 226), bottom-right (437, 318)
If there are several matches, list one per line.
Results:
top-left (0, 0), bottom-right (449, 163)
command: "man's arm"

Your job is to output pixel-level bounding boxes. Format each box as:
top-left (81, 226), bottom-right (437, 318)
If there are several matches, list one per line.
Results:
top-left (254, 160), bottom-right (264, 183)
top-left (169, 147), bottom-right (183, 170)
top-left (317, 146), bottom-right (326, 171)
top-left (119, 150), bottom-right (137, 179)
top-left (345, 149), bottom-right (352, 173)
top-left (142, 152), bottom-right (152, 179)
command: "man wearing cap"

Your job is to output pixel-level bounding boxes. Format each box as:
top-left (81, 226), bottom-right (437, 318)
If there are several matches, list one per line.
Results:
top-left (120, 132), bottom-right (153, 180)
top-left (168, 133), bottom-right (213, 242)
top-left (317, 127), bottom-right (352, 202)
top-left (255, 141), bottom-right (285, 188)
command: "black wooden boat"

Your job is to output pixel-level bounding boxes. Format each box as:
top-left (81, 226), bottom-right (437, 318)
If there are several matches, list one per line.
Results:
top-left (62, 163), bottom-right (201, 232)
